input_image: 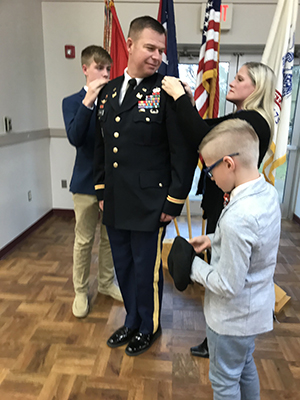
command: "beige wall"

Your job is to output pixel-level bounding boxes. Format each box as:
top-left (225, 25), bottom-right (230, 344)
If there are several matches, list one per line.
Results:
top-left (42, 1), bottom-right (300, 129)
top-left (1, 0), bottom-right (300, 250)
top-left (0, 0), bottom-right (52, 250)
top-left (0, 0), bottom-right (48, 134)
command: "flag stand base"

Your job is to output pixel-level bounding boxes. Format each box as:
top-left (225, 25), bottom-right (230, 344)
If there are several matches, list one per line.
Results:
top-left (162, 239), bottom-right (291, 314)
top-left (162, 239), bottom-right (174, 269)
top-left (274, 283), bottom-right (291, 314)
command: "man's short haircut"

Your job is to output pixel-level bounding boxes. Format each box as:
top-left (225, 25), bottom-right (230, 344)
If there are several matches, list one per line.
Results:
top-left (199, 119), bottom-right (260, 168)
top-left (81, 45), bottom-right (112, 67)
top-left (128, 16), bottom-right (165, 40)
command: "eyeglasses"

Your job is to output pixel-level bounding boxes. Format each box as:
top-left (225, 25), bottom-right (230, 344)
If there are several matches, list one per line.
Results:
top-left (201, 152), bottom-right (239, 194)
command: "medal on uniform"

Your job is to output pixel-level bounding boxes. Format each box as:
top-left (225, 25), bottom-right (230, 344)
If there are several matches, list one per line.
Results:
top-left (138, 94), bottom-right (160, 110)
top-left (137, 86), bottom-right (161, 112)
top-left (97, 107), bottom-right (104, 118)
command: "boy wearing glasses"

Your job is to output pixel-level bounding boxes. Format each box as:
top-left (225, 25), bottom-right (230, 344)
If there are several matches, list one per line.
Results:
top-left (184, 119), bottom-right (280, 399)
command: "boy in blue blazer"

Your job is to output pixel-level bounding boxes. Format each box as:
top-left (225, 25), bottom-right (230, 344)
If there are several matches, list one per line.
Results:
top-left (62, 45), bottom-right (122, 318)
top-left (171, 119), bottom-right (281, 399)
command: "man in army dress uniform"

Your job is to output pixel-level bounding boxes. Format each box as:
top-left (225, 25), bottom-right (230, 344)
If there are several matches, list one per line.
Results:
top-left (94, 16), bottom-right (197, 356)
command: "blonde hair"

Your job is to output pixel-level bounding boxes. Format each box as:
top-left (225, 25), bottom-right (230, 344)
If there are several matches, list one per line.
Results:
top-left (242, 62), bottom-right (275, 143)
top-left (199, 119), bottom-right (259, 168)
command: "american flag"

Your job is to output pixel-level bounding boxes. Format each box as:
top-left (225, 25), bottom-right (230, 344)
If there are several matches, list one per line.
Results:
top-left (194, 0), bottom-right (221, 118)
top-left (103, 0), bottom-right (128, 80)
top-left (157, 0), bottom-right (179, 78)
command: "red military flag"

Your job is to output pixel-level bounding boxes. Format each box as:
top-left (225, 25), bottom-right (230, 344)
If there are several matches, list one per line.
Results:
top-left (103, 0), bottom-right (128, 79)
top-left (194, 0), bottom-right (221, 118)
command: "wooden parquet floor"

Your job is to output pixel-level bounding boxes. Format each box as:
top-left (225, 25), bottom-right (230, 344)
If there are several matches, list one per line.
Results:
top-left (1, 215), bottom-right (300, 399)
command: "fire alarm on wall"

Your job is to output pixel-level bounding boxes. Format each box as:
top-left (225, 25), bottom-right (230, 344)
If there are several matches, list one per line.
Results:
top-left (65, 45), bottom-right (75, 59)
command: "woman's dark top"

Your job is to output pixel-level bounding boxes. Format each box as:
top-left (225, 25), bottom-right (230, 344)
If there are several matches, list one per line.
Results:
top-left (174, 94), bottom-right (271, 233)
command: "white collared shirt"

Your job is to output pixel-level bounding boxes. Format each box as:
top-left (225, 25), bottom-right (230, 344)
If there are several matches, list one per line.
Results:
top-left (230, 174), bottom-right (263, 201)
top-left (119, 68), bottom-right (143, 105)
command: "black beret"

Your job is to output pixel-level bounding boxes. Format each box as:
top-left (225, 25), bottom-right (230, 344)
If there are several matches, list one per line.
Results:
top-left (167, 236), bottom-right (196, 291)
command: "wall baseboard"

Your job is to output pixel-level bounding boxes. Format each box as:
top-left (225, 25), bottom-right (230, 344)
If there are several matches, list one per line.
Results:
top-left (4, 211), bottom-right (298, 260)
top-left (52, 208), bottom-right (75, 217)
top-left (0, 209), bottom-right (74, 259)
top-left (293, 213), bottom-right (300, 225)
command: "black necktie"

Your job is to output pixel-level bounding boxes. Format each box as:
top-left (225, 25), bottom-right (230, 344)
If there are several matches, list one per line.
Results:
top-left (123, 78), bottom-right (137, 103)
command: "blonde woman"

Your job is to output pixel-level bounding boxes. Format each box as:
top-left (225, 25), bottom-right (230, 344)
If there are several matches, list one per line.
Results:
top-left (162, 62), bottom-right (275, 358)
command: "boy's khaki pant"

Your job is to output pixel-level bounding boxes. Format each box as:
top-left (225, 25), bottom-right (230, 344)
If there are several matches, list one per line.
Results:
top-left (72, 193), bottom-right (115, 294)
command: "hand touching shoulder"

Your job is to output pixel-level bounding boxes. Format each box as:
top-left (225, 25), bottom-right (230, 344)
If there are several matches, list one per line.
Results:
top-left (83, 78), bottom-right (109, 108)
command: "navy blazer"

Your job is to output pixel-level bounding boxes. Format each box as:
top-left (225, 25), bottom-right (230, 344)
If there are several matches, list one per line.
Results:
top-left (62, 88), bottom-right (97, 195)
top-left (94, 73), bottom-right (198, 232)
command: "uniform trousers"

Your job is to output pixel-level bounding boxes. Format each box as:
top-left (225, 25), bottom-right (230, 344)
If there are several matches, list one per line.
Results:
top-left (207, 324), bottom-right (260, 400)
top-left (106, 226), bottom-right (165, 334)
top-left (72, 193), bottom-right (115, 294)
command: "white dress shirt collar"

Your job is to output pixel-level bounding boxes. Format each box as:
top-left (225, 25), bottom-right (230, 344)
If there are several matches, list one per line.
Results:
top-left (119, 68), bottom-right (143, 104)
top-left (230, 174), bottom-right (263, 201)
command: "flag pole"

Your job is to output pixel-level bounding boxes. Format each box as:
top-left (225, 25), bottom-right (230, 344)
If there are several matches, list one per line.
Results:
top-left (173, 218), bottom-right (180, 236)
top-left (185, 196), bottom-right (192, 240)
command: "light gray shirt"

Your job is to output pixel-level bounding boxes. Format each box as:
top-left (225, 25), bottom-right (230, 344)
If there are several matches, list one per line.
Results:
top-left (191, 176), bottom-right (281, 336)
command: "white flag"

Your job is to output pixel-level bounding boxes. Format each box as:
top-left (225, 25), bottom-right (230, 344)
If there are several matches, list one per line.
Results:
top-left (262, 0), bottom-right (298, 185)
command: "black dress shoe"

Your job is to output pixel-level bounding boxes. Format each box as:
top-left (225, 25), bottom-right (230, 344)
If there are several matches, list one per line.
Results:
top-left (190, 337), bottom-right (209, 358)
top-left (107, 326), bottom-right (138, 348)
top-left (125, 326), bottom-right (162, 356)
